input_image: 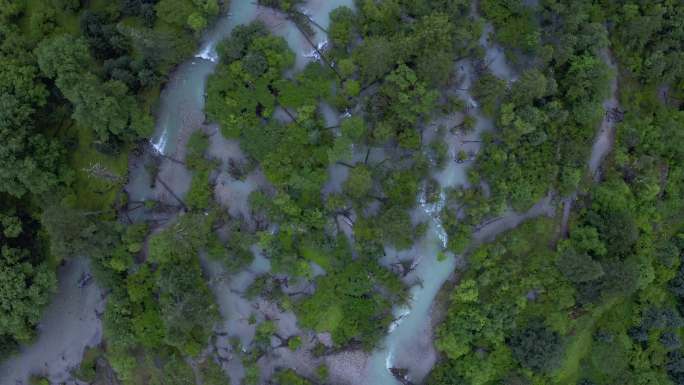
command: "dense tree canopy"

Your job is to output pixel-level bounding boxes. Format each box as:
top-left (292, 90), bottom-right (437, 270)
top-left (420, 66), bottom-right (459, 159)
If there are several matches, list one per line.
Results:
top-left (2, 1), bottom-right (683, 385)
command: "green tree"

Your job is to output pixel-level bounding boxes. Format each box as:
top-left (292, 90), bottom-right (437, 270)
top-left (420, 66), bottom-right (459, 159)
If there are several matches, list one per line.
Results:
top-left (0, 207), bottom-right (56, 348)
top-left (344, 165), bottom-right (373, 201)
top-left (556, 247), bottom-right (604, 284)
top-left (36, 35), bottom-right (153, 142)
top-left (472, 72), bottom-right (507, 117)
top-left (353, 36), bottom-right (397, 84)
top-left (329, 6), bottom-right (356, 50)
top-left (0, 56), bottom-right (62, 197)
top-left (0, 246), bottom-right (56, 344)
top-left (509, 320), bottom-right (564, 373)
top-left (157, 253), bottom-right (218, 356)
top-left (408, 12), bottom-right (455, 86)
top-left (274, 369), bottom-right (312, 385)
top-left (340, 116), bottom-right (366, 142)
top-left (369, 64), bottom-right (437, 148)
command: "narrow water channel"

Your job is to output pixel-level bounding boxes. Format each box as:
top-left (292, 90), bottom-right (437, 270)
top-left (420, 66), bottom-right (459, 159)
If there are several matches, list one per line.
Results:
top-left (0, 2), bottom-right (348, 383)
top-left (149, 3), bottom-right (259, 156)
top-left (148, 2), bottom-right (356, 385)
top-left (0, 3), bottom-right (620, 385)
top-left (363, 21), bottom-right (521, 385)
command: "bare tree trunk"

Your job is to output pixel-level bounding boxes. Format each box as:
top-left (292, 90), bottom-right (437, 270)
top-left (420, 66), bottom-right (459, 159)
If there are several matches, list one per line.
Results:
top-left (156, 177), bottom-right (188, 211)
top-left (290, 19), bottom-right (343, 80)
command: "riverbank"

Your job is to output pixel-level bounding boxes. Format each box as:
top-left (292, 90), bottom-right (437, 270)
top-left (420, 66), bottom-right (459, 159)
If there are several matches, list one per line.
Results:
top-left (0, 258), bottom-right (105, 385)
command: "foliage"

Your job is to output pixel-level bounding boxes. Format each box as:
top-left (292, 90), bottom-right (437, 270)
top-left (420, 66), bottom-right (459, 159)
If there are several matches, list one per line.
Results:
top-left (199, 359), bottom-right (230, 385)
top-left (186, 169), bottom-right (213, 211)
top-left (155, 0), bottom-right (219, 33)
top-left (471, 1), bottom-right (612, 210)
top-left (2, 2), bottom-right (679, 385)
top-left (431, 2), bottom-right (684, 382)
top-left (206, 24), bottom-right (295, 139)
top-left (273, 369), bottom-right (312, 385)
top-left (186, 131), bottom-right (211, 171)
top-left (0, 0), bottom-right (224, 381)
top-left (36, 35), bottom-right (153, 143)
top-left (509, 320), bottom-right (564, 373)
top-left (297, 257), bottom-right (406, 349)
top-left (0, 29), bottom-right (63, 197)
top-left (0, 205), bottom-right (56, 351)
top-left (603, 0), bottom-right (684, 86)
top-left (367, 64), bottom-right (437, 149)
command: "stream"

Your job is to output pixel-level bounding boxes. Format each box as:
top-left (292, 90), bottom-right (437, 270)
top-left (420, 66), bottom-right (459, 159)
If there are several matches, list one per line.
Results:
top-left (370, 38), bottom-right (621, 385)
top-left (141, 1), bottom-right (358, 385)
top-left (1, 2), bottom-right (347, 384)
top-left (363, 19), bottom-right (527, 385)
top-left (0, 2), bottom-right (621, 385)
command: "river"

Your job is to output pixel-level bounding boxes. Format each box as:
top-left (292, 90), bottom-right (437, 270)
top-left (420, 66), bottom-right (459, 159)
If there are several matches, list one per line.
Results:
top-left (0, 1), bottom-right (349, 384)
top-left (142, 1), bottom-right (357, 385)
top-left (0, 2), bottom-right (619, 385)
top-left (363, 16), bottom-right (526, 385)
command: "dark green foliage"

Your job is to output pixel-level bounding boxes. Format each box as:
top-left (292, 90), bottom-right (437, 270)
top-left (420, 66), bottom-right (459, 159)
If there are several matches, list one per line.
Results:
top-left (198, 359), bottom-right (230, 385)
top-left (148, 212), bottom-right (217, 264)
top-left (185, 131), bottom-right (211, 171)
top-left (407, 12), bottom-right (456, 87)
top-left (328, 6), bottom-right (356, 52)
top-left (206, 27), bottom-right (294, 138)
top-left (556, 247), bottom-right (604, 284)
top-left (508, 320), bottom-right (563, 373)
top-left (100, 214), bottom-right (221, 381)
top-left (273, 369), bottom-right (312, 385)
top-left (431, 0), bottom-right (684, 380)
top-left (257, 0), bottom-right (303, 13)
top-left (216, 22), bottom-right (269, 64)
top-left (0, 205), bottom-right (56, 350)
top-left (220, 223), bottom-right (255, 272)
top-left (0, 34), bottom-right (63, 197)
top-left (433, 219), bottom-right (574, 384)
top-left (80, 11), bottom-right (128, 60)
top-left (471, 0), bottom-right (613, 209)
top-left (297, 258), bottom-right (406, 349)
top-left (376, 206), bottom-right (415, 250)
top-left (352, 36), bottom-right (397, 84)
top-left (145, 214), bottom-right (220, 355)
top-left (472, 72), bottom-right (507, 117)
top-left (36, 35), bottom-right (153, 143)
top-left (2, 1), bottom-right (676, 384)
top-left (481, 0), bottom-right (540, 53)
top-left (155, 0), bottom-right (219, 33)
top-left (275, 63), bottom-right (334, 109)
top-left (207, 26), bottom-right (347, 281)
top-left (157, 254), bottom-right (217, 355)
top-left (343, 165), bottom-right (373, 201)
top-left (186, 169), bottom-right (213, 211)
top-left (0, 0), bottom-right (227, 381)
top-left (367, 64), bottom-right (437, 149)
top-left (604, 1), bottom-right (684, 85)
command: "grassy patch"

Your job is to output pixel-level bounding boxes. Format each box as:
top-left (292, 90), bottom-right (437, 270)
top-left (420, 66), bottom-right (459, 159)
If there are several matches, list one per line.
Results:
top-left (552, 298), bottom-right (622, 384)
top-left (66, 123), bottom-right (129, 213)
top-left (315, 304), bottom-right (342, 333)
top-left (300, 243), bottom-right (332, 271)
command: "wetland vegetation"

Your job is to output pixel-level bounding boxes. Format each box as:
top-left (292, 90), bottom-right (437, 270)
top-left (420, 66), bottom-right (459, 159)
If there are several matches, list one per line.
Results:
top-left (1, 1), bottom-right (683, 385)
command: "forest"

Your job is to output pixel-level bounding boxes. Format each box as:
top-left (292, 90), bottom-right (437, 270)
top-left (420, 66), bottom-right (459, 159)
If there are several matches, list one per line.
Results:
top-left (0, 0), bottom-right (682, 385)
